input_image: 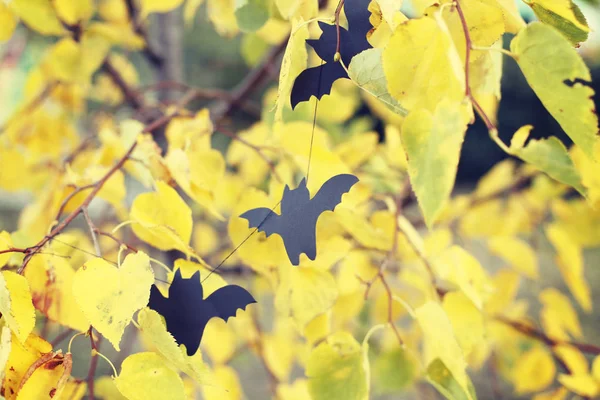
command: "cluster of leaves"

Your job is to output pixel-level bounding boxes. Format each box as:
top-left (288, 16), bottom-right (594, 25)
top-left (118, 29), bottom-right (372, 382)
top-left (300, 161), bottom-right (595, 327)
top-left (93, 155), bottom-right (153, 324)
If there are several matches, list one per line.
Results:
top-left (0, 0), bottom-right (599, 399)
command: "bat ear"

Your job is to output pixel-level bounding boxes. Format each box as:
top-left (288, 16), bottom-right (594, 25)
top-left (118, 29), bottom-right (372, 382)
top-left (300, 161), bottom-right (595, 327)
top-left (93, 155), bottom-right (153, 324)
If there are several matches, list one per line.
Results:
top-left (191, 270), bottom-right (201, 281)
top-left (173, 268), bottom-right (182, 281)
top-left (283, 184), bottom-right (291, 195)
top-left (299, 178), bottom-right (307, 188)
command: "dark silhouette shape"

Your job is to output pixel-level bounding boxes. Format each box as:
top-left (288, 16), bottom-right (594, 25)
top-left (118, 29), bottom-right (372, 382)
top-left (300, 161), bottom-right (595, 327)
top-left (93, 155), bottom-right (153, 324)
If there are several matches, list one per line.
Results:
top-left (149, 269), bottom-right (256, 356)
top-left (240, 174), bottom-right (359, 265)
top-left (290, 0), bottom-right (372, 108)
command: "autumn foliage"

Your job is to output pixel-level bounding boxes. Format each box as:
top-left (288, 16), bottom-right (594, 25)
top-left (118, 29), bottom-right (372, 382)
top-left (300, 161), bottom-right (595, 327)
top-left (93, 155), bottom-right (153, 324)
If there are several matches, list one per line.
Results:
top-left (0, 0), bottom-right (600, 399)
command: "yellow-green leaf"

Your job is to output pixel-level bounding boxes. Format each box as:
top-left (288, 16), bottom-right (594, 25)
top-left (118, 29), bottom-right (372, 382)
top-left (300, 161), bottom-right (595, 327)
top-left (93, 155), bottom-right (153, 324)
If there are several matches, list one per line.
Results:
top-left (275, 18), bottom-right (309, 122)
top-left (513, 346), bottom-right (556, 393)
top-left (235, 0), bottom-right (270, 32)
top-left (72, 252), bottom-right (154, 350)
top-left (416, 301), bottom-right (470, 397)
top-left (138, 308), bottom-right (211, 385)
top-left (306, 332), bottom-right (368, 400)
top-left (427, 358), bottom-right (478, 400)
top-left (510, 22), bottom-right (598, 159)
top-left (383, 15), bottom-right (464, 112)
top-left (501, 125), bottom-right (585, 194)
top-left (0, 271), bottom-right (35, 343)
top-left (115, 352), bottom-right (186, 400)
top-left (401, 99), bottom-right (469, 226)
top-left (348, 48), bottom-right (408, 116)
top-left (526, 0), bottom-right (590, 46)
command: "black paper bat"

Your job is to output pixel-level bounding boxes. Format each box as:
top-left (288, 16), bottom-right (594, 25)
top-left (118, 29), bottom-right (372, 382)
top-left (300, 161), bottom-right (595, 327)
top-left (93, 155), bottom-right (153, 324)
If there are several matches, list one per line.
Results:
top-left (290, 0), bottom-right (373, 108)
top-left (239, 174), bottom-right (359, 265)
top-left (149, 269), bottom-right (256, 356)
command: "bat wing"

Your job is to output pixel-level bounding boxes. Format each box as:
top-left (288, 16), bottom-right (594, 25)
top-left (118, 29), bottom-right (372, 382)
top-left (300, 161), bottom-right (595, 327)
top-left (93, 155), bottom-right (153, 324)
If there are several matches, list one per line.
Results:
top-left (148, 285), bottom-right (169, 316)
top-left (291, 62), bottom-right (348, 109)
top-left (310, 174), bottom-right (359, 215)
top-left (345, 0), bottom-right (373, 46)
top-left (205, 285), bottom-right (257, 322)
top-left (239, 207), bottom-right (283, 237)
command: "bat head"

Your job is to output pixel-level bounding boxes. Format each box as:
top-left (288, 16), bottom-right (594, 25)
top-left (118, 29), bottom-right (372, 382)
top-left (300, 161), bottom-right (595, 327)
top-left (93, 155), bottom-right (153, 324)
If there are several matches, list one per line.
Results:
top-left (169, 269), bottom-right (204, 300)
top-left (281, 178), bottom-right (310, 214)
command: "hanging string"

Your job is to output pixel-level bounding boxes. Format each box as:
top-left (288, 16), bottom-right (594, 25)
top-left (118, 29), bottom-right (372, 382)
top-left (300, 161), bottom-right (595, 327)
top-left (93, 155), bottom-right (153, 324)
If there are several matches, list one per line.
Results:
top-left (202, 57), bottom-right (324, 282)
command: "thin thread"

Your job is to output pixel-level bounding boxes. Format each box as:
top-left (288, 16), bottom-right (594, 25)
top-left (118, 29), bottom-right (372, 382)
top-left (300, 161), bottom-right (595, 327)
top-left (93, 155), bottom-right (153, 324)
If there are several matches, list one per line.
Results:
top-left (202, 200), bottom-right (282, 282)
top-left (306, 59), bottom-right (324, 183)
top-left (202, 51), bottom-right (324, 282)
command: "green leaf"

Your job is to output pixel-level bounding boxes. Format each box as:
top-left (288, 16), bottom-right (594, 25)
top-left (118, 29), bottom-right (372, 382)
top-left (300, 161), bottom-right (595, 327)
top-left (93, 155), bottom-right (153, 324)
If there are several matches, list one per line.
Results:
top-left (525, 0), bottom-right (590, 46)
top-left (348, 48), bottom-right (408, 117)
top-left (503, 125), bottom-right (585, 194)
top-left (401, 99), bottom-right (469, 227)
top-left (235, 0), bottom-right (270, 32)
top-left (306, 332), bottom-right (368, 400)
top-left (427, 359), bottom-right (478, 400)
top-left (115, 352), bottom-right (186, 400)
top-left (510, 22), bottom-right (599, 160)
top-left (372, 348), bottom-right (419, 394)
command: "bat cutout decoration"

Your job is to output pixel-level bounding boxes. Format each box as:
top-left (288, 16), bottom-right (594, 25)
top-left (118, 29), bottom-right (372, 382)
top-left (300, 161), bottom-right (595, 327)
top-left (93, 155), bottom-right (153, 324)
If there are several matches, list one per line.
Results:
top-left (148, 269), bottom-right (256, 356)
top-left (290, 0), bottom-right (372, 108)
top-left (240, 174), bottom-right (359, 265)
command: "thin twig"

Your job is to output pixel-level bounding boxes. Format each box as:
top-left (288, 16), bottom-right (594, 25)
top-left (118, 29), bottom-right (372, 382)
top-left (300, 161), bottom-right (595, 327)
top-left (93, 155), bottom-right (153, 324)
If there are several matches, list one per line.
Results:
top-left (82, 208), bottom-right (101, 257)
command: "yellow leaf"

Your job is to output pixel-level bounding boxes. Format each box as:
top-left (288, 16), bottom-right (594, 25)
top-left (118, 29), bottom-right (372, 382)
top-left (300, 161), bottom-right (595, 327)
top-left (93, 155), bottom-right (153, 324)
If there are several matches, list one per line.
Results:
top-left (433, 245), bottom-right (491, 309)
top-left (571, 145), bottom-right (600, 209)
top-left (554, 345), bottom-right (588, 375)
top-left (207, 0), bottom-right (239, 37)
top-left (202, 318), bottom-right (237, 365)
top-left (442, 291), bottom-right (484, 356)
top-left (43, 36), bottom-right (111, 84)
top-left (277, 379), bottom-right (311, 400)
top-left (276, 266), bottom-right (338, 327)
top-left (17, 351), bottom-right (73, 400)
top-left (0, 271), bottom-right (35, 343)
top-left (54, 0), bottom-right (94, 24)
top-left (483, 0), bottom-right (525, 34)
top-left (513, 346), bottom-right (556, 393)
top-left (131, 181), bottom-right (194, 254)
top-left (0, 325), bottom-right (11, 385)
top-left (11, 0), bottom-right (64, 35)
top-left (72, 252), bottom-right (154, 350)
top-left (383, 14), bottom-right (464, 112)
top-left (306, 332), bottom-right (368, 400)
top-left (526, 0), bottom-right (590, 46)
top-left (138, 308), bottom-right (211, 385)
top-left (546, 223), bottom-right (592, 311)
top-left (488, 236), bottom-right (538, 279)
top-left (202, 365), bottom-right (243, 400)
top-left (415, 301), bottom-right (470, 395)
top-left (226, 122), bottom-right (275, 185)
top-left (95, 376), bottom-right (127, 400)
top-left (115, 352), bottom-right (186, 400)
top-left (485, 268), bottom-right (520, 315)
top-left (193, 222), bottom-right (219, 256)
top-left (539, 288), bottom-right (583, 340)
top-left (263, 322), bottom-right (297, 381)
top-left (511, 22), bottom-right (598, 159)
top-left (0, 4), bottom-right (17, 41)
top-left (533, 387), bottom-right (569, 400)
top-left (401, 99), bottom-right (469, 226)
top-left (25, 255), bottom-right (89, 332)
top-left (558, 373), bottom-right (599, 397)
top-left (275, 18), bottom-right (309, 122)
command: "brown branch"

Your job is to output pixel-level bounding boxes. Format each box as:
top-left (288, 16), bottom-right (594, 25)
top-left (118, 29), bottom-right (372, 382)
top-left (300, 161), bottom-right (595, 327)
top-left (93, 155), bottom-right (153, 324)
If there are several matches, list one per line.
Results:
top-left (86, 334), bottom-right (102, 399)
top-left (51, 329), bottom-right (75, 348)
top-left (497, 317), bottom-right (600, 356)
top-left (124, 0), bottom-right (163, 67)
top-left (17, 143), bottom-right (137, 275)
top-left (454, 0), bottom-right (496, 132)
top-left (102, 59), bottom-right (145, 110)
top-left (211, 40), bottom-right (289, 126)
top-left (334, 0), bottom-right (345, 58)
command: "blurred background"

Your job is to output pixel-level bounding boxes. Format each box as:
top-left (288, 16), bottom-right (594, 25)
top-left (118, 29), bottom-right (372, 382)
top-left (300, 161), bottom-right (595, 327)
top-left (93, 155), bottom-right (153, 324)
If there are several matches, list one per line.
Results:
top-left (1, 1), bottom-right (600, 399)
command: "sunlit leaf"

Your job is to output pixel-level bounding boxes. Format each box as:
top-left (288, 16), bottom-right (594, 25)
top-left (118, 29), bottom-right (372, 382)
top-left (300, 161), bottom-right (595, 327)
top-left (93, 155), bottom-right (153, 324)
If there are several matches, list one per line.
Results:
top-left (72, 252), bottom-right (154, 350)
top-left (115, 352), bottom-right (186, 400)
top-left (0, 271), bottom-right (35, 343)
top-left (511, 22), bottom-right (598, 159)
